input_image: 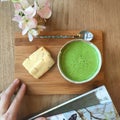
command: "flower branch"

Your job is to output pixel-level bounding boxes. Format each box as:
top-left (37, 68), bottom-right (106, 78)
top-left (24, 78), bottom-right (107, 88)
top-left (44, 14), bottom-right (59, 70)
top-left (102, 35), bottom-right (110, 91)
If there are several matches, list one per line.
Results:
top-left (12, 0), bottom-right (52, 41)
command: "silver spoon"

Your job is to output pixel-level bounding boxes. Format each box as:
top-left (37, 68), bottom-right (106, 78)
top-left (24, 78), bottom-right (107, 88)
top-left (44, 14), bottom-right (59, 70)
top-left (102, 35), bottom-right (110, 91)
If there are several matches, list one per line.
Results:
top-left (78, 30), bottom-right (94, 41)
top-left (36, 30), bottom-right (94, 41)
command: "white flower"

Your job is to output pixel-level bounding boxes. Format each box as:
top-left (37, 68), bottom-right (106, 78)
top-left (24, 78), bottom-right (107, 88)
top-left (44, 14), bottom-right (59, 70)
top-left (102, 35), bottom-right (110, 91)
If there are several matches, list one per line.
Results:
top-left (36, 0), bottom-right (52, 19)
top-left (19, 0), bottom-right (30, 9)
top-left (12, 0), bottom-right (52, 41)
top-left (20, 17), bottom-right (38, 35)
top-left (28, 29), bottom-right (39, 42)
top-left (24, 6), bottom-right (37, 18)
top-left (27, 25), bottom-right (46, 41)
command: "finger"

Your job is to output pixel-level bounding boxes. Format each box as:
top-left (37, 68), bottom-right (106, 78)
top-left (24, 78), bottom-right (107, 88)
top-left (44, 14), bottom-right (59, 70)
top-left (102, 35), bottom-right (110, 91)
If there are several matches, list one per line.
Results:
top-left (35, 117), bottom-right (47, 120)
top-left (0, 91), bottom-right (3, 99)
top-left (5, 79), bottom-right (20, 98)
top-left (7, 83), bottom-right (26, 117)
top-left (0, 79), bottom-right (20, 115)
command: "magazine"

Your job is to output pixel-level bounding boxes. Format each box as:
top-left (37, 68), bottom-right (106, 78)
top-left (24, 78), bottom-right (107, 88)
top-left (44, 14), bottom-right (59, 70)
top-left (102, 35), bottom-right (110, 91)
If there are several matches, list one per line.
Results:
top-left (27, 86), bottom-right (120, 120)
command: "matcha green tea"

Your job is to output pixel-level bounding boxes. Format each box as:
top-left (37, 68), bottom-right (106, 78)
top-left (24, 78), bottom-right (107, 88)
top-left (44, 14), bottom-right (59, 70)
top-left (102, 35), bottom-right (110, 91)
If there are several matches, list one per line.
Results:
top-left (59, 40), bottom-right (101, 83)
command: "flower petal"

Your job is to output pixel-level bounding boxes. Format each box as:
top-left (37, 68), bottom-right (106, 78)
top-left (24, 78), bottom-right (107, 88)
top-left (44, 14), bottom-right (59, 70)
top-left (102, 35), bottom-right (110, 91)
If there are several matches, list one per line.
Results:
top-left (24, 6), bottom-right (36, 18)
top-left (14, 3), bottom-right (22, 10)
top-left (29, 29), bottom-right (38, 36)
top-left (37, 6), bottom-right (52, 19)
top-left (20, 0), bottom-right (30, 9)
top-left (12, 16), bottom-right (22, 22)
top-left (22, 27), bottom-right (29, 35)
top-left (45, 0), bottom-right (51, 7)
top-left (18, 21), bottom-right (23, 29)
top-left (28, 32), bottom-right (33, 42)
top-left (37, 0), bottom-right (47, 7)
top-left (27, 18), bottom-right (37, 29)
top-left (37, 25), bottom-right (46, 31)
top-left (34, 1), bottom-right (38, 10)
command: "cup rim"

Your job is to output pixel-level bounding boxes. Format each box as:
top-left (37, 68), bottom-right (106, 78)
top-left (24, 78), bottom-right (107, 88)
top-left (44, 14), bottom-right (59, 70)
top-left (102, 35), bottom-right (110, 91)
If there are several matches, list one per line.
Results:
top-left (57, 39), bottom-right (102, 84)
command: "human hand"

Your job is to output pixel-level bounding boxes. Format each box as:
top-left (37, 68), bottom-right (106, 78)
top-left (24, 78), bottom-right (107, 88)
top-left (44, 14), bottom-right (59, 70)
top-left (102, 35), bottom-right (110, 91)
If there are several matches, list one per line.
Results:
top-left (0, 79), bottom-right (26, 120)
top-left (0, 79), bottom-right (47, 120)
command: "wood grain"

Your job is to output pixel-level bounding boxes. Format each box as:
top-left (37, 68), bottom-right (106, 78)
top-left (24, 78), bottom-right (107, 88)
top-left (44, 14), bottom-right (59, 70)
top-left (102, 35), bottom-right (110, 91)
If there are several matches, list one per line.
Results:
top-left (1, 0), bottom-right (120, 118)
top-left (15, 30), bottom-right (105, 95)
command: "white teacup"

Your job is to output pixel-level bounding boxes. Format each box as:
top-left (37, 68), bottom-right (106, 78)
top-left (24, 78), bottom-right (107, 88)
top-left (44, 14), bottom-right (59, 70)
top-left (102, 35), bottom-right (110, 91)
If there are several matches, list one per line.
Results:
top-left (57, 39), bottom-right (102, 84)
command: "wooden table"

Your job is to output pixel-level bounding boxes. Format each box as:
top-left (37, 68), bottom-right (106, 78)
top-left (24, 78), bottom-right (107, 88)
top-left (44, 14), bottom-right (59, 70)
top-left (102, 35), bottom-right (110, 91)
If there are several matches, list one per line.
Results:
top-left (1, 0), bottom-right (120, 118)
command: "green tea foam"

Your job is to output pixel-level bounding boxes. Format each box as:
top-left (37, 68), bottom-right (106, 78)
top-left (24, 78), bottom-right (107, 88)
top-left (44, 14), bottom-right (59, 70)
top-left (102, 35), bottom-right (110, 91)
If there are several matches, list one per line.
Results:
top-left (59, 40), bottom-right (101, 83)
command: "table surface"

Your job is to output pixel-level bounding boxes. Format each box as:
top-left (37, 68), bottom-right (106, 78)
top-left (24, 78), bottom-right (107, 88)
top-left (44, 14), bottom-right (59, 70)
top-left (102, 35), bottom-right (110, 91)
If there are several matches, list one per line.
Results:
top-left (1, 0), bottom-right (120, 118)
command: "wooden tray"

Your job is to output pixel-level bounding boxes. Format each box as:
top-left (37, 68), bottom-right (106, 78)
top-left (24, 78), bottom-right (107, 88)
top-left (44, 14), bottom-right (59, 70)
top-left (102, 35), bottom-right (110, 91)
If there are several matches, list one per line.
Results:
top-left (14, 30), bottom-right (105, 95)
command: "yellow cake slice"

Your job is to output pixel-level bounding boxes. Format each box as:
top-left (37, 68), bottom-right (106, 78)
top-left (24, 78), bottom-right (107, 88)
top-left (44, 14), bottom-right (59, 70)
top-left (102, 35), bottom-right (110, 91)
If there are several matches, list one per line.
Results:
top-left (22, 47), bottom-right (55, 79)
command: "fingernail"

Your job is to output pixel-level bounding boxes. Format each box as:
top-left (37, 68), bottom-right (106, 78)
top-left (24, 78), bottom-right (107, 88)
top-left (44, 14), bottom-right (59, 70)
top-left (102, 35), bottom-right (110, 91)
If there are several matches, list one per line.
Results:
top-left (14, 79), bottom-right (20, 84)
top-left (21, 83), bottom-right (26, 89)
